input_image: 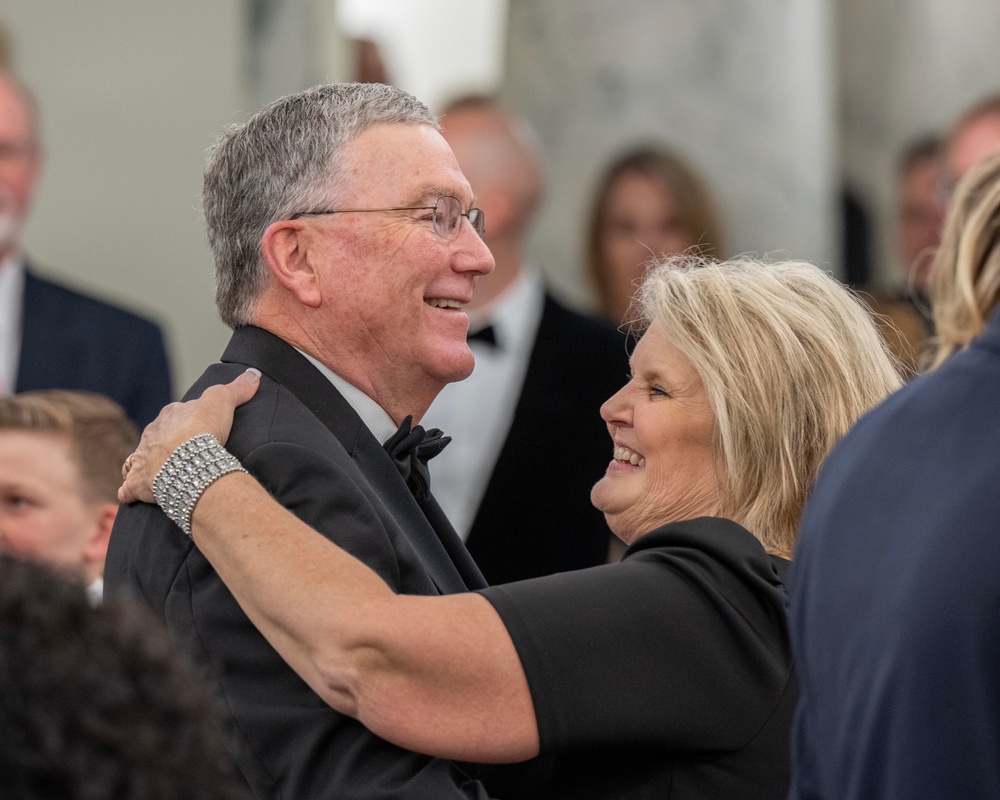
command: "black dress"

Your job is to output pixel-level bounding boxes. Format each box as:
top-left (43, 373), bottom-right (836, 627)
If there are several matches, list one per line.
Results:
top-left (478, 517), bottom-right (796, 800)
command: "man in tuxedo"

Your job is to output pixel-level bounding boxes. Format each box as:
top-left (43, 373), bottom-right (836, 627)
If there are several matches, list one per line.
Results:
top-left (423, 97), bottom-right (628, 583)
top-left (0, 70), bottom-right (171, 429)
top-left (106, 83), bottom-right (496, 799)
top-left (944, 91), bottom-right (1000, 190)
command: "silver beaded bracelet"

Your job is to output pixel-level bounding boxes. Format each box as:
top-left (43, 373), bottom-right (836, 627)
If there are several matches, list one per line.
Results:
top-left (152, 433), bottom-right (247, 538)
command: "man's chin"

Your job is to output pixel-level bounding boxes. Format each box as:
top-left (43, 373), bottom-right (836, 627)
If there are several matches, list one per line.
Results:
top-left (443, 362), bottom-right (475, 385)
top-left (433, 347), bottom-right (475, 385)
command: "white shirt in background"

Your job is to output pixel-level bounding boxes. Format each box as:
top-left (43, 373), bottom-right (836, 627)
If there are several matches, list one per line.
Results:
top-left (0, 254), bottom-right (25, 394)
top-left (423, 269), bottom-right (545, 540)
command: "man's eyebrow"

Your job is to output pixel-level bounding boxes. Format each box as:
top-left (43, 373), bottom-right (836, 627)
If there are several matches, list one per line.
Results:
top-left (412, 186), bottom-right (476, 205)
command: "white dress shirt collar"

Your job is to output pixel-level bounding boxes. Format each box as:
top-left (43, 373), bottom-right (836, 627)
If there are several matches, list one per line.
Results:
top-left (0, 253), bottom-right (25, 394)
top-left (86, 576), bottom-right (104, 606)
top-left (297, 350), bottom-right (399, 445)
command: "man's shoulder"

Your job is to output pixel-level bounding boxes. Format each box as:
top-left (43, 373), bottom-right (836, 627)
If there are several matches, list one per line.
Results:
top-left (106, 362), bottom-right (359, 599)
top-left (24, 267), bottom-right (164, 336)
top-left (186, 361), bottom-right (346, 457)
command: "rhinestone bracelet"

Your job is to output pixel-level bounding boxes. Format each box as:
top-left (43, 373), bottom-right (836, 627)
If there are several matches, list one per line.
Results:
top-left (152, 434), bottom-right (247, 538)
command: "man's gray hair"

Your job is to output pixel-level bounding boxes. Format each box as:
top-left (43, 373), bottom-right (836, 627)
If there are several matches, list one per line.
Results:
top-left (204, 82), bottom-right (439, 327)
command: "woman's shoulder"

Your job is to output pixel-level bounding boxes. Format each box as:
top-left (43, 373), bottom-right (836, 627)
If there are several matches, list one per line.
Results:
top-left (625, 516), bottom-right (789, 593)
top-left (627, 516), bottom-right (767, 559)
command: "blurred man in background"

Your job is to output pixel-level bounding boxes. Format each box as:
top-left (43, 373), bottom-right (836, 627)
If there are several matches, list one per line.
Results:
top-left (896, 135), bottom-right (944, 298)
top-left (0, 70), bottom-right (171, 428)
top-left (943, 92), bottom-right (1000, 197)
top-left (424, 96), bottom-right (628, 583)
top-left (0, 389), bottom-right (137, 603)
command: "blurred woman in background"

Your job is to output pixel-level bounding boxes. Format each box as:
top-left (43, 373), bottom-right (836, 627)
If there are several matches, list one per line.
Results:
top-left (586, 145), bottom-right (725, 323)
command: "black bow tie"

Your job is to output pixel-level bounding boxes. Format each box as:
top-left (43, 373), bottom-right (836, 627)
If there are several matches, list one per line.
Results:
top-left (467, 324), bottom-right (498, 348)
top-left (384, 415), bottom-right (451, 501)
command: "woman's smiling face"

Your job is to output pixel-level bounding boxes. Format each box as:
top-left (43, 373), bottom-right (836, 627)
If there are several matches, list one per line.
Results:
top-left (590, 322), bottom-right (720, 543)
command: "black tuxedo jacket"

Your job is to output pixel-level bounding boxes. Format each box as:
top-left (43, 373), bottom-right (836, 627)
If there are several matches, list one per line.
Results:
top-left (16, 266), bottom-right (172, 429)
top-left (465, 294), bottom-right (630, 584)
top-left (105, 326), bottom-right (490, 800)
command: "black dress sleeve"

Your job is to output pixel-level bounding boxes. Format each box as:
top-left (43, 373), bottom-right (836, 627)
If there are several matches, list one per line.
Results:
top-left (478, 517), bottom-right (792, 755)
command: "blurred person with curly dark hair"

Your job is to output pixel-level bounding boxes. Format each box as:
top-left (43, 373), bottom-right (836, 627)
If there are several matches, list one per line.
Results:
top-left (0, 554), bottom-right (249, 800)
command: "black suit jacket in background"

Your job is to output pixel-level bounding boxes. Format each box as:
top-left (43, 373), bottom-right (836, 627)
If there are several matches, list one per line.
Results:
top-left (105, 326), bottom-right (491, 800)
top-left (16, 266), bottom-right (172, 429)
top-left (465, 294), bottom-right (631, 584)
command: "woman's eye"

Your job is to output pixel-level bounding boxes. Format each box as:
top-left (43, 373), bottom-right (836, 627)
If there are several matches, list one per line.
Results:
top-left (649, 385), bottom-right (669, 398)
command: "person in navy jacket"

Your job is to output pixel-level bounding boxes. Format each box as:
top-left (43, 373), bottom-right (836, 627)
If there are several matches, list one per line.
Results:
top-left (788, 149), bottom-right (1000, 800)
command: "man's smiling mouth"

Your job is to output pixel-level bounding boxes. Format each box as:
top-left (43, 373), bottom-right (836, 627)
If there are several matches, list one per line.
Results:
top-left (425, 298), bottom-right (465, 310)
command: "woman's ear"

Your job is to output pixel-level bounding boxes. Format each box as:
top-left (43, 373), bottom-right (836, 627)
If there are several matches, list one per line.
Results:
top-left (260, 220), bottom-right (322, 308)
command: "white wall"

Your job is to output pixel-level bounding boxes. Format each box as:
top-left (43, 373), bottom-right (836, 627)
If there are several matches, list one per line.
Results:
top-left (8, 0), bottom-right (997, 396)
top-left (336, 0), bottom-right (507, 112)
top-left (4, 0), bottom-right (502, 395)
top-left (3, 1), bottom-right (245, 394)
top-left (502, 0), bottom-right (839, 305)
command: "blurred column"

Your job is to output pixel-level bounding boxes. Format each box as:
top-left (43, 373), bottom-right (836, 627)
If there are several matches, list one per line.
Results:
top-left (245, 0), bottom-right (351, 110)
top-left (501, 0), bottom-right (839, 305)
top-left (839, 0), bottom-right (1000, 284)
top-left (0, 20), bottom-right (14, 69)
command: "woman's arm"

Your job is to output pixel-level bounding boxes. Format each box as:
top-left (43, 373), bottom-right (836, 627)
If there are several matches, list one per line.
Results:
top-left (120, 373), bottom-right (539, 763)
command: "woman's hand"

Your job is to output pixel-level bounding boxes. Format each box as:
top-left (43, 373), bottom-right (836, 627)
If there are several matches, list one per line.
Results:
top-left (119, 368), bottom-right (261, 504)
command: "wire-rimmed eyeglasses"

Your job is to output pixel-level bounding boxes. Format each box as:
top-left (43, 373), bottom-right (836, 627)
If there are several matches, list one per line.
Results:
top-left (290, 194), bottom-right (485, 240)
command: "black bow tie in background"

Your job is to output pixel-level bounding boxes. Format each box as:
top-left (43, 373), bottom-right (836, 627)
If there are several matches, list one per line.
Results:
top-left (384, 415), bottom-right (451, 501)
top-left (467, 324), bottom-right (498, 348)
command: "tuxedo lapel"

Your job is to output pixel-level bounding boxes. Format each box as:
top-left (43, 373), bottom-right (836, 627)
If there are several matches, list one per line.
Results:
top-left (221, 326), bottom-right (484, 593)
top-left (17, 269), bottom-right (57, 390)
top-left (353, 445), bottom-right (486, 592)
top-left (221, 326), bottom-right (364, 445)
top-left (418, 495), bottom-right (487, 590)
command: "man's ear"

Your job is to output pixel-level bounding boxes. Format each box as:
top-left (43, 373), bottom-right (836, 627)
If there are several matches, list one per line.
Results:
top-left (83, 502), bottom-right (119, 575)
top-left (260, 220), bottom-right (322, 308)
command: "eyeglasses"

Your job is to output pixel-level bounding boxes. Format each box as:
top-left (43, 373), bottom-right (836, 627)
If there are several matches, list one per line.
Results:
top-left (290, 194), bottom-right (485, 240)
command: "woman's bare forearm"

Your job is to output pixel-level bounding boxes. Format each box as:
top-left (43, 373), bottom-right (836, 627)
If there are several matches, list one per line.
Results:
top-left (189, 472), bottom-right (540, 763)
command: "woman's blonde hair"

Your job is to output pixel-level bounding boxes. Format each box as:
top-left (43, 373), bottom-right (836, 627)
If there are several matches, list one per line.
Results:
top-left (636, 256), bottom-right (903, 556)
top-left (926, 149), bottom-right (1000, 370)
